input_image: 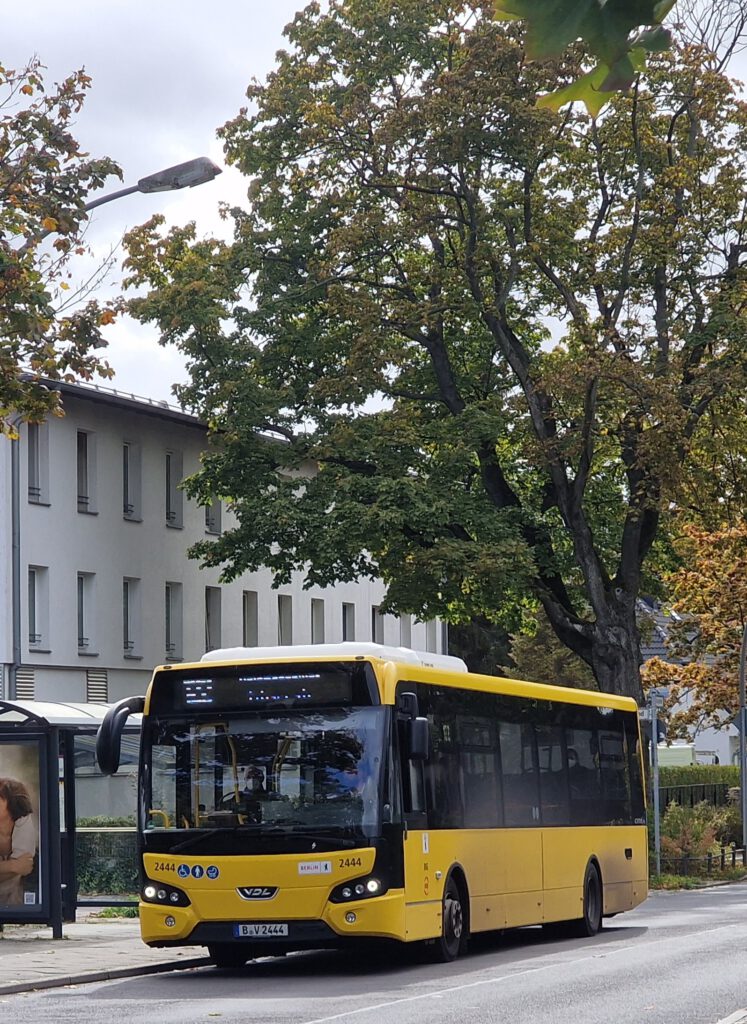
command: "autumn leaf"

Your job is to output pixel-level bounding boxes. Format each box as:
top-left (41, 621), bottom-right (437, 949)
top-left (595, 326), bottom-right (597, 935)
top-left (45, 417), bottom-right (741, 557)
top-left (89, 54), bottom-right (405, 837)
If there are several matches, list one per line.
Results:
top-left (41, 216), bottom-right (58, 232)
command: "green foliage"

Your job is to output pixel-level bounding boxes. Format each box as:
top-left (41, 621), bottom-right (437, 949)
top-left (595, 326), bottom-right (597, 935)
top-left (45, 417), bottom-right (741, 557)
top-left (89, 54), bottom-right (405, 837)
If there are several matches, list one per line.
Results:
top-left (76, 822), bottom-right (138, 895)
top-left (660, 800), bottom-right (718, 861)
top-left (92, 905), bottom-right (139, 918)
top-left (503, 610), bottom-right (598, 689)
top-left (649, 872), bottom-right (706, 889)
top-left (0, 58), bottom-right (121, 434)
top-left (124, 3), bottom-right (747, 701)
top-left (659, 765), bottom-right (739, 788)
top-left (77, 815), bottom-right (136, 828)
top-left (495, 0), bottom-right (675, 113)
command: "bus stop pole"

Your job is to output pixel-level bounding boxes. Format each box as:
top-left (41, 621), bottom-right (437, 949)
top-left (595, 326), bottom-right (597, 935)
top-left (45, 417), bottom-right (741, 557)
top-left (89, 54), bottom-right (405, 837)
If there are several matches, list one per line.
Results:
top-left (47, 728), bottom-right (63, 939)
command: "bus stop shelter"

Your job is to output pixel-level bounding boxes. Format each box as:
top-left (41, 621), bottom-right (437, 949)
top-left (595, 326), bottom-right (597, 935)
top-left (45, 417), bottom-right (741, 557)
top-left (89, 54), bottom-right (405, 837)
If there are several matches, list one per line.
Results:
top-left (0, 700), bottom-right (140, 937)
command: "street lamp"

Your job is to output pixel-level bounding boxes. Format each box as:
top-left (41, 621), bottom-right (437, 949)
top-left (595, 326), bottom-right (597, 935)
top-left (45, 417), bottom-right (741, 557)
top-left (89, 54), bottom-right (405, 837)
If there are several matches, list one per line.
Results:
top-left (24, 157), bottom-right (222, 250)
top-left (7, 156), bottom-right (221, 700)
top-left (739, 624), bottom-right (747, 852)
top-left (84, 156), bottom-right (222, 211)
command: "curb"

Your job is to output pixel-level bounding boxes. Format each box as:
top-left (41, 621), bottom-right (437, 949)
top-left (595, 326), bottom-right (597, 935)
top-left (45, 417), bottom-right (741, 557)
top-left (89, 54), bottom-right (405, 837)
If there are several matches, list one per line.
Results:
top-left (0, 955), bottom-right (210, 996)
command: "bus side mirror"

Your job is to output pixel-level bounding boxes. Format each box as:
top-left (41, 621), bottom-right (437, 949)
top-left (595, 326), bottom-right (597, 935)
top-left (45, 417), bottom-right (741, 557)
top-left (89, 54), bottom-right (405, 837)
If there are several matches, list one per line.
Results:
top-left (408, 717), bottom-right (429, 761)
top-left (96, 695), bottom-right (145, 775)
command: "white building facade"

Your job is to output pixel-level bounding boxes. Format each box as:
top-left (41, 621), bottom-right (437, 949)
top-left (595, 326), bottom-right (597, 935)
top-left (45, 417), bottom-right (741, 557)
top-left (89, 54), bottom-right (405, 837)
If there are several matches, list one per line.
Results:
top-left (0, 382), bottom-right (445, 704)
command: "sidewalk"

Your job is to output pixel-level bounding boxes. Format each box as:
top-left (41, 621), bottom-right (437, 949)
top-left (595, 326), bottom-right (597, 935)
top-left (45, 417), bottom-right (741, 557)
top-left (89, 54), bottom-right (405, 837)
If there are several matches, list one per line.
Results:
top-left (0, 914), bottom-right (209, 995)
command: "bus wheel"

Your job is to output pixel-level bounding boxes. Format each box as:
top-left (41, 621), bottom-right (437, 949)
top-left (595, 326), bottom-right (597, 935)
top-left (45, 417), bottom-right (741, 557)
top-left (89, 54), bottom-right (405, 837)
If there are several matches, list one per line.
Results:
top-left (208, 943), bottom-right (251, 968)
top-left (430, 874), bottom-right (468, 962)
top-left (572, 862), bottom-right (603, 937)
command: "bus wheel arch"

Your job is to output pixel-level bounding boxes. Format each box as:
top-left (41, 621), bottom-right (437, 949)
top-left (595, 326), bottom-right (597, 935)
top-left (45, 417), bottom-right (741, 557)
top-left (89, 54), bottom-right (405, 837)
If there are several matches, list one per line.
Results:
top-left (576, 857), bottom-right (603, 937)
top-left (428, 864), bottom-right (470, 962)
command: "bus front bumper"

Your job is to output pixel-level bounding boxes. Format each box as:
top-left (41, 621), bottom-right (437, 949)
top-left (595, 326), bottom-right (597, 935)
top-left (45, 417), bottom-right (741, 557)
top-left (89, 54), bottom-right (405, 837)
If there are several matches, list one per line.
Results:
top-left (140, 888), bottom-right (407, 948)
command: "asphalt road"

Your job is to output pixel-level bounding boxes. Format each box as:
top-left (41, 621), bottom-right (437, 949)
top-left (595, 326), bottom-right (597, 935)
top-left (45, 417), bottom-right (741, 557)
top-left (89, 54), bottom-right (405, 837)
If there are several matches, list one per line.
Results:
top-left (5, 884), bottom-right (747, 1024)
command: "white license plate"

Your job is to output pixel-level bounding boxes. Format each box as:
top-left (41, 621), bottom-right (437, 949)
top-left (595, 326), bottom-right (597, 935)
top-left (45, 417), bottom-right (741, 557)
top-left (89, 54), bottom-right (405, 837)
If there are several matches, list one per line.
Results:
top-left (234, 923), bottom-right (289, 937)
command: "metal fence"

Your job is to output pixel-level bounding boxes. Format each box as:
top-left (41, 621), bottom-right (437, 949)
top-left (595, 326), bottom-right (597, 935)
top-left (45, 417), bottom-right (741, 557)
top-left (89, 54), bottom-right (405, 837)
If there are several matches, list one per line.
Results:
top-left (75, 828), bottom-right (138, 897)
top-left (656, 846), bottom-right (747, 877)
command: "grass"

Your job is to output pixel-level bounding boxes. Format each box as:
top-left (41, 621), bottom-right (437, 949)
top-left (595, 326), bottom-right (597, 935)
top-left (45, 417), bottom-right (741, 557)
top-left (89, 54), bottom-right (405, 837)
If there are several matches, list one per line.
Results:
top-left (650, 869), bottom-right (747, 890)
top-left (90, 905), bottom-right (139, 919)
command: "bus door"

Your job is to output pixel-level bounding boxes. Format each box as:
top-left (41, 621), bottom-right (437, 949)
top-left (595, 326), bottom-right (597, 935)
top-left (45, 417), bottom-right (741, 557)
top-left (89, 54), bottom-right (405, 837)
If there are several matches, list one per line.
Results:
top-left (396, 688), bottom-right (441, 942)
top-left (498, 716), bottom-right (544, 927)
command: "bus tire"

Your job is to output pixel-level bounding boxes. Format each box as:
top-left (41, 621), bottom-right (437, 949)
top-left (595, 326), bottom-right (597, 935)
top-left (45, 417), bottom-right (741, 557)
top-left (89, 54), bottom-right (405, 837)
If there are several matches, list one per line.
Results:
top-left (208, 942), bottom-right (252, 968)
top-left (428, 872), bottom-right (469, 962)
top-left (571, 861), bottom-right (603, 937)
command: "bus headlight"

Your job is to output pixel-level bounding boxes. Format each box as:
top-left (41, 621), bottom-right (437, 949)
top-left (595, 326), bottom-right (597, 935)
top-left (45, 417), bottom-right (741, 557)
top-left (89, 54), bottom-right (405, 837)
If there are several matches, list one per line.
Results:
top-left (330, 876), bottom-right (387, 903)
top-left (141, 880), bottom-right (191, 907)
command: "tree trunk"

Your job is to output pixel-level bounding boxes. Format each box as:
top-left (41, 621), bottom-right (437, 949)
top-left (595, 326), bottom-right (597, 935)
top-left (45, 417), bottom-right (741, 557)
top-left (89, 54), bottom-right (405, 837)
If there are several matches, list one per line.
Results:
top-left (589, 596), bottom-right (643, 704)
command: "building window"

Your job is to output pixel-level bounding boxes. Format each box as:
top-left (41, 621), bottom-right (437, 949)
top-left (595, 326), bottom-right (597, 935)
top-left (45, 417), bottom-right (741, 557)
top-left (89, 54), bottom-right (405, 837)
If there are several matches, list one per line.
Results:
top-left (28, 565), bottom-right (49, 649)
top-left (371, 605), bottom-right (384, 644)
top-left (123, 577), bottom-right (141, 656)
top-left (76, 431), bottom-right (97, 514)
top-left (242, 591), bottom-right (258, 647)
top-left (205, 498), bottom-right (222, 535)
top-left (311, 598), bottom-right (325, 644)
top-left (205, 586), bottom-right (222, 652)
top-left (400, 614), bottom-right (412, 648)
top-left (77, 572), bottom-right (96, 653)
top-left (278, 594), bottom-right (293, 645)
top-left (342, 602), bottom-right (355, 642)
top-left (123, 441), bottom-right (142, 520)
top-left (165, 450), bottom-right (183, 527)
top-left (27, 422), bottom-right (49, 504)
top-left (425, 619), bottom-right (438, 653)
top-left (165, 582), bottom-right (183, 660)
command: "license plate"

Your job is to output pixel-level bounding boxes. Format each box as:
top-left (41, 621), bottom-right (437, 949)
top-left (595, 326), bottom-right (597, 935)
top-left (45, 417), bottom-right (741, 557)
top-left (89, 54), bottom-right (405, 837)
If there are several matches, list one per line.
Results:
top-left (233, 923), bottom-right (289, 937)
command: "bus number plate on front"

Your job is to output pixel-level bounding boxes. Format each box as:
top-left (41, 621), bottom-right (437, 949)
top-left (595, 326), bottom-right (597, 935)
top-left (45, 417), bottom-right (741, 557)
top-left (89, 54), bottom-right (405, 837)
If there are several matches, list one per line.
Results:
top-left (234, 923), bottom-right (288, 937)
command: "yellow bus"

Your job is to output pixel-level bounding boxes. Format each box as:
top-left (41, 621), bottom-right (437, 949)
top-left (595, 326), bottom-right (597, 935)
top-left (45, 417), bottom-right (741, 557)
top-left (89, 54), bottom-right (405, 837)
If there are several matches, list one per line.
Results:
top-left (97, 643), bottom-right (648, 967)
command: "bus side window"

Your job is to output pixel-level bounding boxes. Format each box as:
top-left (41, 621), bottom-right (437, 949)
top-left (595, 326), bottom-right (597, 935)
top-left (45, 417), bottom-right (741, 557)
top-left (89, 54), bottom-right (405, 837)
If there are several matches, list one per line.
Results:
top-left (499, 719), bottom-right (539, 827)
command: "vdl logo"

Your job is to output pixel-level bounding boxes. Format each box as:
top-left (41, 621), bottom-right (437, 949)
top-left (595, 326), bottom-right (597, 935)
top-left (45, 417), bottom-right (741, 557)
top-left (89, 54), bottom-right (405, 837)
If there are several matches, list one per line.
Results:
top-left (237, 886), bottom-right (278, 901)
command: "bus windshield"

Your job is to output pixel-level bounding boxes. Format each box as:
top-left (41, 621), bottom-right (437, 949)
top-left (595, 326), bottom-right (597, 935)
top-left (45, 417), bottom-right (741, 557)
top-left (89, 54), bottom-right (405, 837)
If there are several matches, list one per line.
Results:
top-left (145, 706), bottom-right (387, 838)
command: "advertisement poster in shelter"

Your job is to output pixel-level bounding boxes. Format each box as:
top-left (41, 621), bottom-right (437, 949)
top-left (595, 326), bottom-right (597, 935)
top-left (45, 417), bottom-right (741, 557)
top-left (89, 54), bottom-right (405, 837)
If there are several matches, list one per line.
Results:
top-left (0, 741), bottom-right (42, 909)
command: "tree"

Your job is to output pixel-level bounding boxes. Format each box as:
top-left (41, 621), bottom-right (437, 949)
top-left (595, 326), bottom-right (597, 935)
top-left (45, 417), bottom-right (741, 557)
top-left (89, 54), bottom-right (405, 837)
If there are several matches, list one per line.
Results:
top-left (123, 2), bottom-right (747, 702)
top-left (495, 0), bottom-right (676, 114)
top-left (504, 611), bottom-right (598, 690)
top-left (0, 59), bottom-right (121, 433)
top-left (642, 523), bottom-right (747, 736)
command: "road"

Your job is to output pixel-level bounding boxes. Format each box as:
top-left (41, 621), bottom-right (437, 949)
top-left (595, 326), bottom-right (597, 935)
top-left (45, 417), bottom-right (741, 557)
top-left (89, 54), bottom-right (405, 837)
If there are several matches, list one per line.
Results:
top-left (5, 884), bottom-right (747, 1024)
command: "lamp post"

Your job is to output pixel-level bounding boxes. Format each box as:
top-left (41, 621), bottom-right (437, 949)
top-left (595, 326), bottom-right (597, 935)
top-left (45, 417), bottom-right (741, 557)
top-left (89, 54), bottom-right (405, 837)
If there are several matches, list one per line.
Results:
top-left (7, 156), bottom-right (221, 700)
top-left (739, 623), bottom-right (747, 853)
top-left (24, 157), bottom-right (222, 251)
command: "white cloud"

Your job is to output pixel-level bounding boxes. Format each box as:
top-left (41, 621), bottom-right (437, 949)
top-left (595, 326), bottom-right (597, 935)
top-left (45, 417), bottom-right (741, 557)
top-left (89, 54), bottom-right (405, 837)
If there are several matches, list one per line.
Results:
top-left (6, 0), bottom-right (303, 401)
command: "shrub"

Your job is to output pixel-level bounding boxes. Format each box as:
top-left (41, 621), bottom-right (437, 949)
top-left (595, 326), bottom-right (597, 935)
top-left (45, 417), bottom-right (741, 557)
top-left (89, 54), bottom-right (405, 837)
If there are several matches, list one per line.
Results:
top-left (659, 801), bottom-right (718, 864)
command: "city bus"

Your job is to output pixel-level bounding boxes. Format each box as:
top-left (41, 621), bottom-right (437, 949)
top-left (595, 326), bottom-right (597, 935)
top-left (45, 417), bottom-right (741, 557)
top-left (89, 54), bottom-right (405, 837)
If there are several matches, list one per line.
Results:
top-left (96, 642), bottom-right (648, 967)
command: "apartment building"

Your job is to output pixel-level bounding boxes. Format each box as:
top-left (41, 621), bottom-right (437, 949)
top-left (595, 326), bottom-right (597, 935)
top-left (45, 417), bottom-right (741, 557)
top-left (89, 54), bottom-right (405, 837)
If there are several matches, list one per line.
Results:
top-left (0, 381), bottom-right (444, 703)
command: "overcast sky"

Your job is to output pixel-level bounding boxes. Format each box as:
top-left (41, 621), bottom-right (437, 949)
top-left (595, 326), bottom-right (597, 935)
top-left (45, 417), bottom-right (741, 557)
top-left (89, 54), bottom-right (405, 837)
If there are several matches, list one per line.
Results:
top-left (6, 4), bottom-right (747, 405)
top-left (6, 1), bottom-right (305, 403)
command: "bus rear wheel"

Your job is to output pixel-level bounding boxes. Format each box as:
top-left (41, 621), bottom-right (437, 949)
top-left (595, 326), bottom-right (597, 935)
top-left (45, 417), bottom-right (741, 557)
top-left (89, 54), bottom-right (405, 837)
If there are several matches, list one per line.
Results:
top-left (208, 942), bottom-right (252, 968)
top-left (571, 862), bottom-right (603, 937)
top-left (428, 874), bottom-right (468, 962)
